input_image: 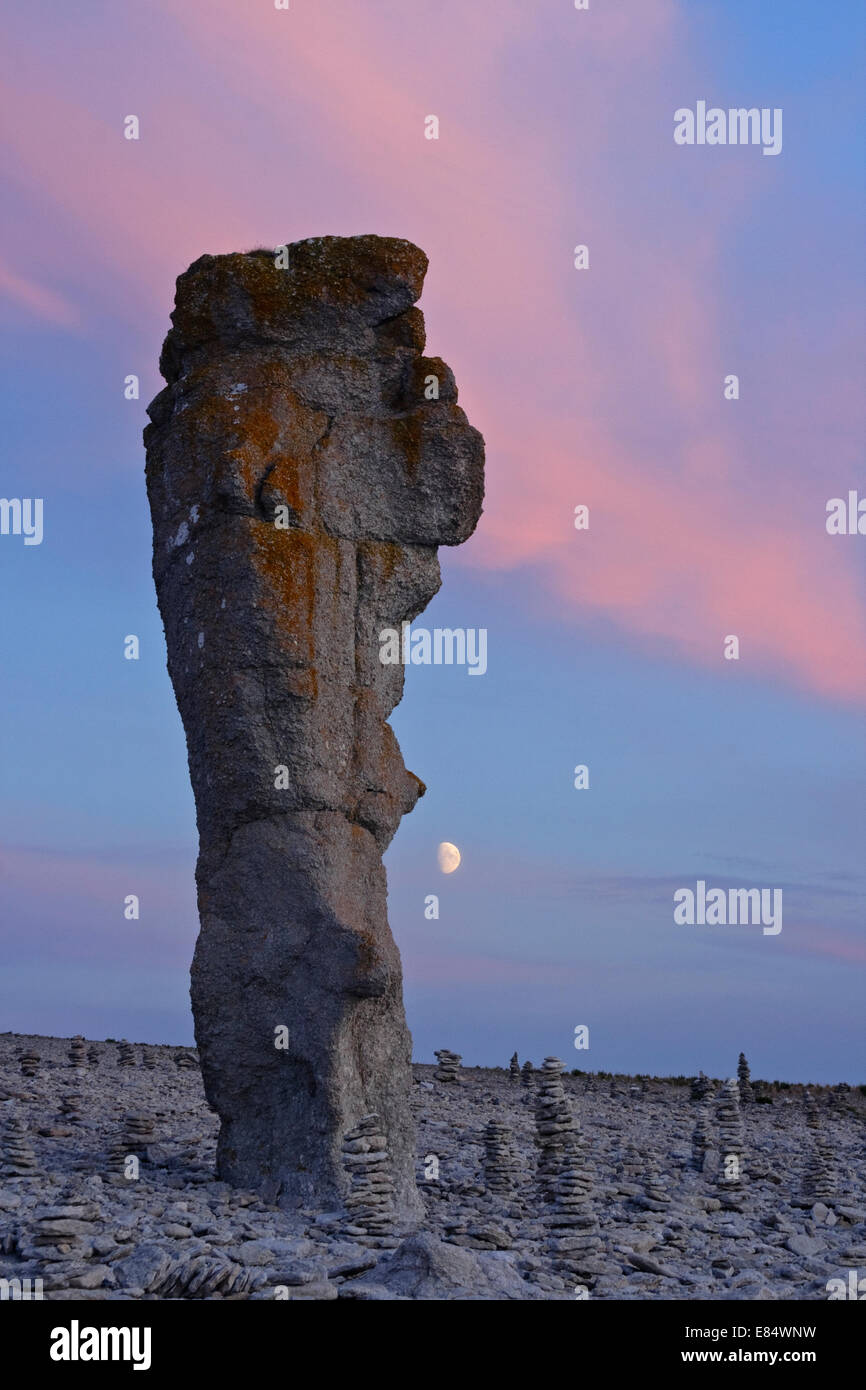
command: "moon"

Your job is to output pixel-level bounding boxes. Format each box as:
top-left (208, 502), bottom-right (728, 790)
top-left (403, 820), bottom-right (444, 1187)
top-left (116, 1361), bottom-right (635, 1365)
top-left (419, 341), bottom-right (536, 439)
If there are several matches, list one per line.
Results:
top-left (437, 841), bottom-right (461, 874)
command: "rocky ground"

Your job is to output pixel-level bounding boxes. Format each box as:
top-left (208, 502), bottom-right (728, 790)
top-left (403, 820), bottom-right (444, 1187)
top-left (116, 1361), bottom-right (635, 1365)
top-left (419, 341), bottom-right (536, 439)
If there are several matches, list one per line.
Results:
top-left (1, 1033), bottom-right (863, 1301)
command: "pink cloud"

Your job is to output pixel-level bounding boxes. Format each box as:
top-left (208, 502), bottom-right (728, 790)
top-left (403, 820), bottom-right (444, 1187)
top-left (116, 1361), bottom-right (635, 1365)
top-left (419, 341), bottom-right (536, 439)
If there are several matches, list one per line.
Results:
top-left (0, 257), bottom-right (79, 327)
top-left (0, 0), bottom-right (862, 701)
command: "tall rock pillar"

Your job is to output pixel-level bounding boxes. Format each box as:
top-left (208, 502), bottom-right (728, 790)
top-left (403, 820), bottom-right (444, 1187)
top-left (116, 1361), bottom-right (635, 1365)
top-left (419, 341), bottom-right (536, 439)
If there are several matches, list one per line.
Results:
top-left (144, 237), bottom-right (484, 1219)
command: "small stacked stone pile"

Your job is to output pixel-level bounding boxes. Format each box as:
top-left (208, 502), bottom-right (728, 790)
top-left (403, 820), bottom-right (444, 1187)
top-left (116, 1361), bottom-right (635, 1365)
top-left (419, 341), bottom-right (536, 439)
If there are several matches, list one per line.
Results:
top-left (482, 1119), bottom-right (520, 1198)
top-left (542, 1126), bottom-right (603, 1280)
top-left (716, 1077), bottom-right (746, 1204)
top-left (341, 1114), bottom-right (396, 1241)
top-left (534, 1057), bottom-right (576, 1202)
top-left (802, 1092), bottom-right (837, 1201)
top-left (142, 1047), bottom-right (158, 1070)
top-left (175, 1050), bottom-right (198, 1069)
top-left (638, 1152), bottom-right (673, 1212)
top-left (509, 1052), bottom-right (520, 1083)
top-left (17, 1192), bottom-right (102, 1271)
top-left (613, 1143), bottom-right (644, 1198)
top-left (117, 1039), bottom-right (137, 1067)
top-left (521, 1060), bottom-right (534, 1088)
top-left (1, 1112), bottom-right (37, 1176)
top-left (628, 1084), bottom-right (642, 1102)
top-left (59, 1093), bottom-right (83, 1124)
top-left (18, 1049), bottom-right (39, 1078)
top-left (691, 1099), bottom-right (714, 1171)
top-left (829, 1082), bottom-right (851, 1112)
top-left (433, 1049), bottom-right (461, 1083)
top-left (690, 1071), bottom-right (712, 1102)
top-left (68, 1035), bottom-right (87, 1069)
top-left (109, 1112), bottom-right (155, 1167)
top-left (737, 1053), bottom-right (754, 1104)
top-left (609, 1078), bottom-right (623, 1099)
top-left (86, 1046), bottom-right (100, 1066)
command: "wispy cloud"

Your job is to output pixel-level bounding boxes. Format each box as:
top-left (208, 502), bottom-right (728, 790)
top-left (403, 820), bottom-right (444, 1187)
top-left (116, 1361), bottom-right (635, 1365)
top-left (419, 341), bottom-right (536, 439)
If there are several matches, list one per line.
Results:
top-left (0, 0), bottom-right (862, 700)
top-left (0, 257), bottom-right (79, 328)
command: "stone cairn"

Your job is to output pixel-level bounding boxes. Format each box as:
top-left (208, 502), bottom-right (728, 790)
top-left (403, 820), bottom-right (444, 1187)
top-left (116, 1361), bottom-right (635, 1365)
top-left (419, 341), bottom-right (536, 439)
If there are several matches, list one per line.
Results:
top-left (110, 1113), bottom-right (155, 1167)
top-left (691, 1098), bottom-right (714, 1171)
top-left (802, 1092), bottom-right (837, 1202)
top-left (534, 1057), bottom-right (575, 1202)
top-left (142, 1047), bottom-right (158, 1070)
top-left (1, 1112), bottom-right (37, 1176)
top-left (482, 1119), bottom-right (520, 1198)
top-left (521, 1060), bottom-right (534, 1088)
top-left (68, 1035), bottom-right (87, 1069)
top-left (829, 1082), bottom-right (851, 1112)
top-left (690, 1071), bottom-right (712, 1102)
top-left (86, 1046), bottom-right (100, 1066)
top-left (639, 1152), bottom-right (673, 1212)
top-left (737, 1052), bottom-right (754, 1104)
top-left (509, 1051), bottom-right (520, 1083)
top-left (18, 1049), bottom-right (39, 1078)
top-left (716, 1077), bottom-right (746, 1203)
top-left (175, 1050), bottom-right (198, 1070)
top-left (341, 1114), bottom-right (396, 1242)
top-left (17, 1191), bottom-right (102, 1269)
top-left (117, 1039), bottom-right (137, 1067)
top-left (59, 1093), bottom-right (83, 1124)
top-left (543, 1126), bottom-right (603, 1281)
top-left (614, 1143), bottom-right (644, 1197)
top-left (434, 1049), bottom-right (461, 1083)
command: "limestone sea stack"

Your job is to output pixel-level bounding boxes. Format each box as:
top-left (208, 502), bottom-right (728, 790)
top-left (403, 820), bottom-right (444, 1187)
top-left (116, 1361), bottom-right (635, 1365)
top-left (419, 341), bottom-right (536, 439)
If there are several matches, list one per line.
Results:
top-left (144, 236), bottom-right (485, 1219)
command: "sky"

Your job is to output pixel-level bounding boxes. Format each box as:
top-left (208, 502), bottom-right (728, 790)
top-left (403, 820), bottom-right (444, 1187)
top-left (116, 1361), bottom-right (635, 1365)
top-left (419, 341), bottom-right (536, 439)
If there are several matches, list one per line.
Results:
top-left (0, 0), bottom-right (863, 1082)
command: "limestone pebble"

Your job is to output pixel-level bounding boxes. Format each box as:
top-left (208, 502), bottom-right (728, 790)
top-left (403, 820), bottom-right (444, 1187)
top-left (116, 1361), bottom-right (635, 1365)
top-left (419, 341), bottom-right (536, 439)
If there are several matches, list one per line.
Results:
top-left (434, 1049), bottom-right (461, 1083)
top-left (342, 1113), bottom-right (396, 1241)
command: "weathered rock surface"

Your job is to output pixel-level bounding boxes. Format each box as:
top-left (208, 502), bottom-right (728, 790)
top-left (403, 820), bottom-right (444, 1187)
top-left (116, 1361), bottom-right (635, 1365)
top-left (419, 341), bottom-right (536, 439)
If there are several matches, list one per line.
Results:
top-left (144, 237), bottom-right (485, 1219)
